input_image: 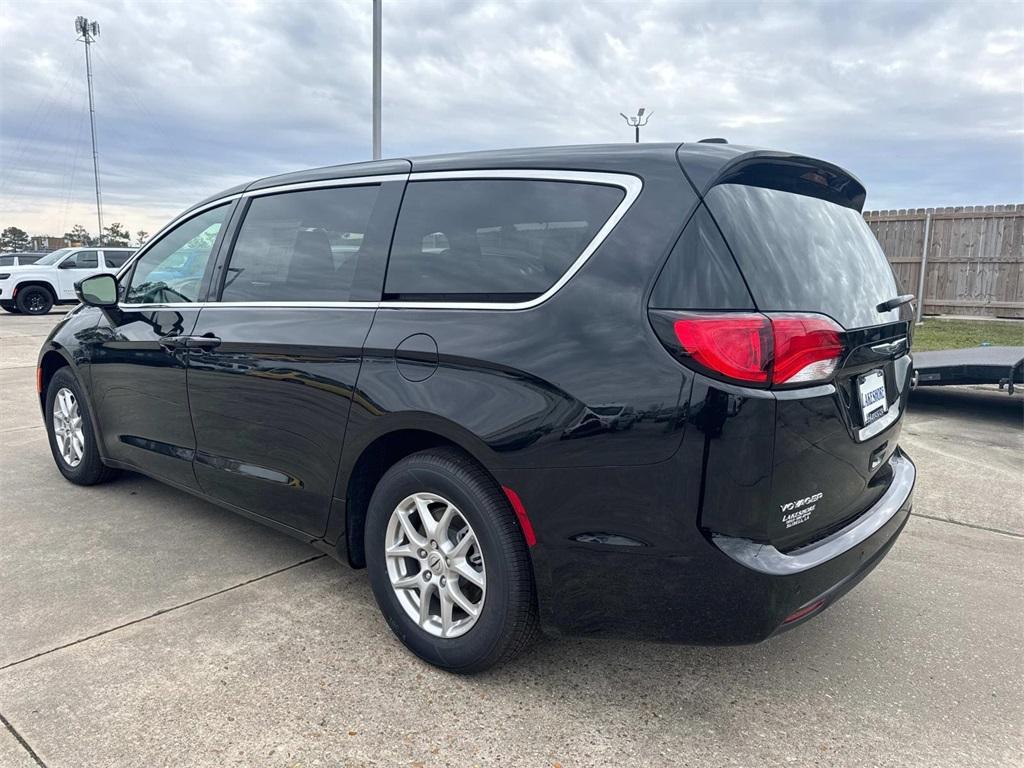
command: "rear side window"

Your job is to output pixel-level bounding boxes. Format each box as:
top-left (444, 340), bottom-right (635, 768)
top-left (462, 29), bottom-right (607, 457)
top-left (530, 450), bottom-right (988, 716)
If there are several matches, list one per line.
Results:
top-left (0, 256), bottom-right (13, 266)
top-left (103, 251), bottom-right (132, 268)
top-left (221, 185), bottom-right (380, 303)
top-left (649, 205), bottom-right (753, 310)
top-left (705, 184), bottom-right (900, 329)
top-left (385, 179), bottom-right (624, 301)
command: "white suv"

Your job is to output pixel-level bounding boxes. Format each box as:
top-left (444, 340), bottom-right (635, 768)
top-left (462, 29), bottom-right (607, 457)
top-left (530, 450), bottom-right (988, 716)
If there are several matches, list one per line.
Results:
top-left (0, 247), bottom-right (134, 315)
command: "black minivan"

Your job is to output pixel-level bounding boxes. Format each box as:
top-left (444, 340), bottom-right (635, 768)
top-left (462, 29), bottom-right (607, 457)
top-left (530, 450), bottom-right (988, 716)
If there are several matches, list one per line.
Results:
top-left (39, 143), bottom-right (915, 672)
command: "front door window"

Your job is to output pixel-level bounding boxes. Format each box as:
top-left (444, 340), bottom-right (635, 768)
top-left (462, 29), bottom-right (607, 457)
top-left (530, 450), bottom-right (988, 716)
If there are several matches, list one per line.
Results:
top-left (124, 205), bottom-right (230, 304)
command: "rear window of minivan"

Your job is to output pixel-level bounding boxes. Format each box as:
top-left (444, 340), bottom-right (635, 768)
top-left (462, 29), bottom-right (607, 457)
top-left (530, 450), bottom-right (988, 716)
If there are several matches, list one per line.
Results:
top-left (705, 184), bottom-right (901, 329)
top-left (385, 179), bottom-right (624, 301)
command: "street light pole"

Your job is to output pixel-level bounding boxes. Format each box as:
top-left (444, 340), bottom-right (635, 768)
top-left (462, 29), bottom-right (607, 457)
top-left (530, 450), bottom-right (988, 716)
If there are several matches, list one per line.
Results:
top-left (619, 107), bottom-right (652, 143)
top-left (76, 16), bottom-right (104, 244)
top-left (372, 0), bottom-right (382, 160)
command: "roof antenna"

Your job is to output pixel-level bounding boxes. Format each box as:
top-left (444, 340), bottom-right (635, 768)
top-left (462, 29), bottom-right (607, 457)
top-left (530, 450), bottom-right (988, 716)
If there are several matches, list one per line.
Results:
top-left (698, 137), bottom-right (728, 144)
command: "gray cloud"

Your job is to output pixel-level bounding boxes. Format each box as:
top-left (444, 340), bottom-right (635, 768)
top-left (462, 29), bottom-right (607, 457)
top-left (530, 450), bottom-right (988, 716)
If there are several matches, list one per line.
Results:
top-left (1, 0), bottom-right (1021, 236)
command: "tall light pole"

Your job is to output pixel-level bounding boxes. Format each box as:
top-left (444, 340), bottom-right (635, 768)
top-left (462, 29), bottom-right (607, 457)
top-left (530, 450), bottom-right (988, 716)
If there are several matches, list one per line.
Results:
top-left (620, 107), bottom-right (652, 143)
top-left (75, 16), bottom-right (104, 244)
top-left (372, 0), bottom-right (382, 160)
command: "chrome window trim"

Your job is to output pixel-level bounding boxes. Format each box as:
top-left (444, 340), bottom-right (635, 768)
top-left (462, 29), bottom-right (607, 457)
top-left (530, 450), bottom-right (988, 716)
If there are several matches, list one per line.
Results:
top-left (115, 168), bottom-right (643, 312)
top-left (115, 301), bottom-right (380, 311)
top-left (382, 169), bottom-right (643, 311)
top-left (244, 173), bottom-right (407, 199)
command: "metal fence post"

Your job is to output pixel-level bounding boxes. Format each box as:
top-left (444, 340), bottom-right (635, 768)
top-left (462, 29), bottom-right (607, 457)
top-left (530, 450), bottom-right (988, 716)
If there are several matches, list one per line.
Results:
top-left (915, 211), bottom-right (932, 325)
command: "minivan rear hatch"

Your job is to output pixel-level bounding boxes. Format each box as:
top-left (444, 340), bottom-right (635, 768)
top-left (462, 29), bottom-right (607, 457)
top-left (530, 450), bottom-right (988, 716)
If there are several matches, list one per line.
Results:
top-left (688, 154), bottom-right (913, 550)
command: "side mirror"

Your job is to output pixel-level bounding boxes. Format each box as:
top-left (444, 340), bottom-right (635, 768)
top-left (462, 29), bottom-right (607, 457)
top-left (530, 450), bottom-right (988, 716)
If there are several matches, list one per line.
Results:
top-left (58, 259), bottom-right (77, 269)
top-left (76, 273), bottom-right (118, 308)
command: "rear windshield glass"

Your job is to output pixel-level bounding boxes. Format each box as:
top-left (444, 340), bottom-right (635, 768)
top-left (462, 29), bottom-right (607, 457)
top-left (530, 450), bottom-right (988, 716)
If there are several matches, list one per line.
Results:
top-left (705, 184), bottom-right (901, 329)
top-left (385, 179), bottom-right (624, 301)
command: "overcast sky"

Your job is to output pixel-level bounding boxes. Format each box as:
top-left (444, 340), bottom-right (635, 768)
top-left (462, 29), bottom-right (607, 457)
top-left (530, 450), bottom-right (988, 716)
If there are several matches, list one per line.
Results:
top-left (1, 0), bottom-right (1021, 238)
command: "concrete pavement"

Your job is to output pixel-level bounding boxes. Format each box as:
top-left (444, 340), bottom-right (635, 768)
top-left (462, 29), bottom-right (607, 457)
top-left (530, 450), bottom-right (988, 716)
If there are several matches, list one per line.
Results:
top-left (1, 310), bottom-right (1021, 767)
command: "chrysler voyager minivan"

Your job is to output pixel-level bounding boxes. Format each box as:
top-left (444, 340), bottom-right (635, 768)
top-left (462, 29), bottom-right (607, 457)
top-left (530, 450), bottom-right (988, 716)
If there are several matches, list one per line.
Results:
top-left (39, 143), bottom-right (916, 672)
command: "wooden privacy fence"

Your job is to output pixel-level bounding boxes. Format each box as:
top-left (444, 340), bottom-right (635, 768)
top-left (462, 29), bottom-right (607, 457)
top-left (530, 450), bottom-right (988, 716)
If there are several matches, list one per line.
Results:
top-left (863, 205), bottom-right (1024, 319)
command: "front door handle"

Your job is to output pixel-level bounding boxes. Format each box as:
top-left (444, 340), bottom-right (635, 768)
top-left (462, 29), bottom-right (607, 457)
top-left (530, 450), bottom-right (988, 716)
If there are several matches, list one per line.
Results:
top-left (158, 334), bottom-right (221, 351)
top-left (187, 334), bottom-right (221, 349)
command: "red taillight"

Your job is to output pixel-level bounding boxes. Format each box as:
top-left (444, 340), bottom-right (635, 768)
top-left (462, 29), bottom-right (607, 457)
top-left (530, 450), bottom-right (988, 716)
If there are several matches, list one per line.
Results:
top-left (771, 315), bottom-right (844, 384)
top-left (669, 313), bottom-right (844, 387)
top-left (673, 314), bottom-right (771, 384)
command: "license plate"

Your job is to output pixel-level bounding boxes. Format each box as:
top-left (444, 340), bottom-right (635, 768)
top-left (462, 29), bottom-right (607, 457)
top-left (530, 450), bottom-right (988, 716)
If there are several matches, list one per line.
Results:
top-left (857, 369), bottom-right (888, 426)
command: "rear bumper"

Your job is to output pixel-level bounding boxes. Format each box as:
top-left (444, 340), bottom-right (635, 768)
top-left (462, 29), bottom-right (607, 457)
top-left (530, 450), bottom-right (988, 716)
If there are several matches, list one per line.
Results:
top-left (712, 450), bottom-right (915, 576)
top-left (525, 449), bottom-right (915, 643)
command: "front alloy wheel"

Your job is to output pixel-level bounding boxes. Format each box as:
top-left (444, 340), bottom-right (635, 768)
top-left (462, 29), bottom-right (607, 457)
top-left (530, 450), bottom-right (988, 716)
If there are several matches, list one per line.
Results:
top-left (52, 387), bottom-right (85, 467)
top-left (45, 367), bottom-right (117, 486)
top-left (16, 286), bottom-right (54, 315)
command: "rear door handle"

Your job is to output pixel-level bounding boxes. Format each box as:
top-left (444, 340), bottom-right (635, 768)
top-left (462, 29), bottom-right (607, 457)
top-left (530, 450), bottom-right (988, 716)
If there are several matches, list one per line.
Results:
top-left (158, 334), bottom-right (187, 350)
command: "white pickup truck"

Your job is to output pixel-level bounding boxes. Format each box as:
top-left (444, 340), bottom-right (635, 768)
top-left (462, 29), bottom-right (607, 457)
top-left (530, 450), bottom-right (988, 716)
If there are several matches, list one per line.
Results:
top-left (0, 247), bottom-right (135, 315)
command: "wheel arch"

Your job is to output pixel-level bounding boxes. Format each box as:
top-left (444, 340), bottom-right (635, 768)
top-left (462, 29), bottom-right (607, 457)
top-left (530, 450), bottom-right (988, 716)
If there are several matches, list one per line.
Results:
top-left (38, 346), bottom-right (74, 411)
top-left (14, 279), bottom-right (57, 300)
top-left (37, 345), bottom-right (108, 462)
top-left (339, 415), bottom-right (500, 569)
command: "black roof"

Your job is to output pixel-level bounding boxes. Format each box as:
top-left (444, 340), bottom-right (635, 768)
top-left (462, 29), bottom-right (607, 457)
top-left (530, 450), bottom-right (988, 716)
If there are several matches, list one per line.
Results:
top-left (186, 141), bottom-right (863, 216)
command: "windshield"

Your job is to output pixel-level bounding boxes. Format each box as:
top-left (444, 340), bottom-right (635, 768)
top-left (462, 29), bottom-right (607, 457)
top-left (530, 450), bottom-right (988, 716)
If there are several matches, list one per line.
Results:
top-left (34, 248), bottom-right (74, 266)
top-left (705, 184), bottom-right (901, 329)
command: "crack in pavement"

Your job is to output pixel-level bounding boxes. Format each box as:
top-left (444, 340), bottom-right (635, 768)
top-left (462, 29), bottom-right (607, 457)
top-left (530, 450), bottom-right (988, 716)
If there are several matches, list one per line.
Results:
top-left (910, 511), bottom-right (1023, 539)
top-left (0, 425), bottom-right (44, 434)
top-left (0, 710), bottom-right (47, 768)
top-left (0, 554), bottom-right (326, 673)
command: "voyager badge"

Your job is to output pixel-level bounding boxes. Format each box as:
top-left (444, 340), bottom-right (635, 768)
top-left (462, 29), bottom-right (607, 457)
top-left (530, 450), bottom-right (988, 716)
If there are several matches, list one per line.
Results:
top-left (780, 492), bottom-right (823, 528)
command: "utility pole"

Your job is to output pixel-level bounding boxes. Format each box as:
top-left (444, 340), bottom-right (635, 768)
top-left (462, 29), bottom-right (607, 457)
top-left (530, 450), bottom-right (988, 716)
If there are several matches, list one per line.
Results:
top-left (619, 107), bottom-right (652, 143)
top-left (372, 0), bottom-right (382, 160)
top-left (75, 16), bottom-right (104, 245)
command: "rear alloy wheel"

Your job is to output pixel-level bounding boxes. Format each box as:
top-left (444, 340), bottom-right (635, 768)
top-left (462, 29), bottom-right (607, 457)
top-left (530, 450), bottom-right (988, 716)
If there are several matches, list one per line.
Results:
top-left (384, 492), bottom-right (487, 639)
top-left (15, 286), bottom-right (54, 315)
top-left (366, 448), bottom-right (539, 672)
top-left (0, 301), bottom-right (19, 314)
top-left (45, 367), bottom-right (117, 485)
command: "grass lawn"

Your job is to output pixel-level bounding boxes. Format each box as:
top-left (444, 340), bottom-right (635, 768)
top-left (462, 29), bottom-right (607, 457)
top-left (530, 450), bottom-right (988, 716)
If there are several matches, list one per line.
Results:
top-left (912, 318), bottom-right (1024, 351)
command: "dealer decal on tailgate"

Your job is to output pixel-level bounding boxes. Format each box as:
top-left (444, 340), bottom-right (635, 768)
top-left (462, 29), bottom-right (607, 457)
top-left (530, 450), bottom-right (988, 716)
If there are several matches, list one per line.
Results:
top-left (780, 492), bottom-right (824, 528)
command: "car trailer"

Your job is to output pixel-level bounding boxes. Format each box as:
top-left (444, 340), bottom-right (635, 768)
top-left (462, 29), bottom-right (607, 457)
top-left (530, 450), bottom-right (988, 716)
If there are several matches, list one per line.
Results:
top-left (912, 346), bottom-right (1024, 395)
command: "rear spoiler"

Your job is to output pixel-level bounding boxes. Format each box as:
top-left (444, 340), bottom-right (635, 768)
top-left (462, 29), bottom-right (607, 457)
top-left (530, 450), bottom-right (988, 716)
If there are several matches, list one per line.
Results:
top-left (676, 146), bottom-right (867, 212)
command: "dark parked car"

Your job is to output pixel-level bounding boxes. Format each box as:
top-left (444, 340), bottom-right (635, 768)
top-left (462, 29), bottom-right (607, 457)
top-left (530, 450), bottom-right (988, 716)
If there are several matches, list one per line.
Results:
top-left (39, 143), bottom-right (916, 672)
top-left (0, 252), bottom-right (47, 266)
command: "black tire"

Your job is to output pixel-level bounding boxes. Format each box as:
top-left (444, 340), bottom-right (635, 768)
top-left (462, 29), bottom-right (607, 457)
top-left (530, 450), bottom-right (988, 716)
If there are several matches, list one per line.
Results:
top-left (45, 367), bottom-right (118, 485)
top-left (0, 301), bottom-right (19, 314)
top-left (16, 285), bottom-right (54, 315)
top-left (365, 448), bottom-right (539, 673)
